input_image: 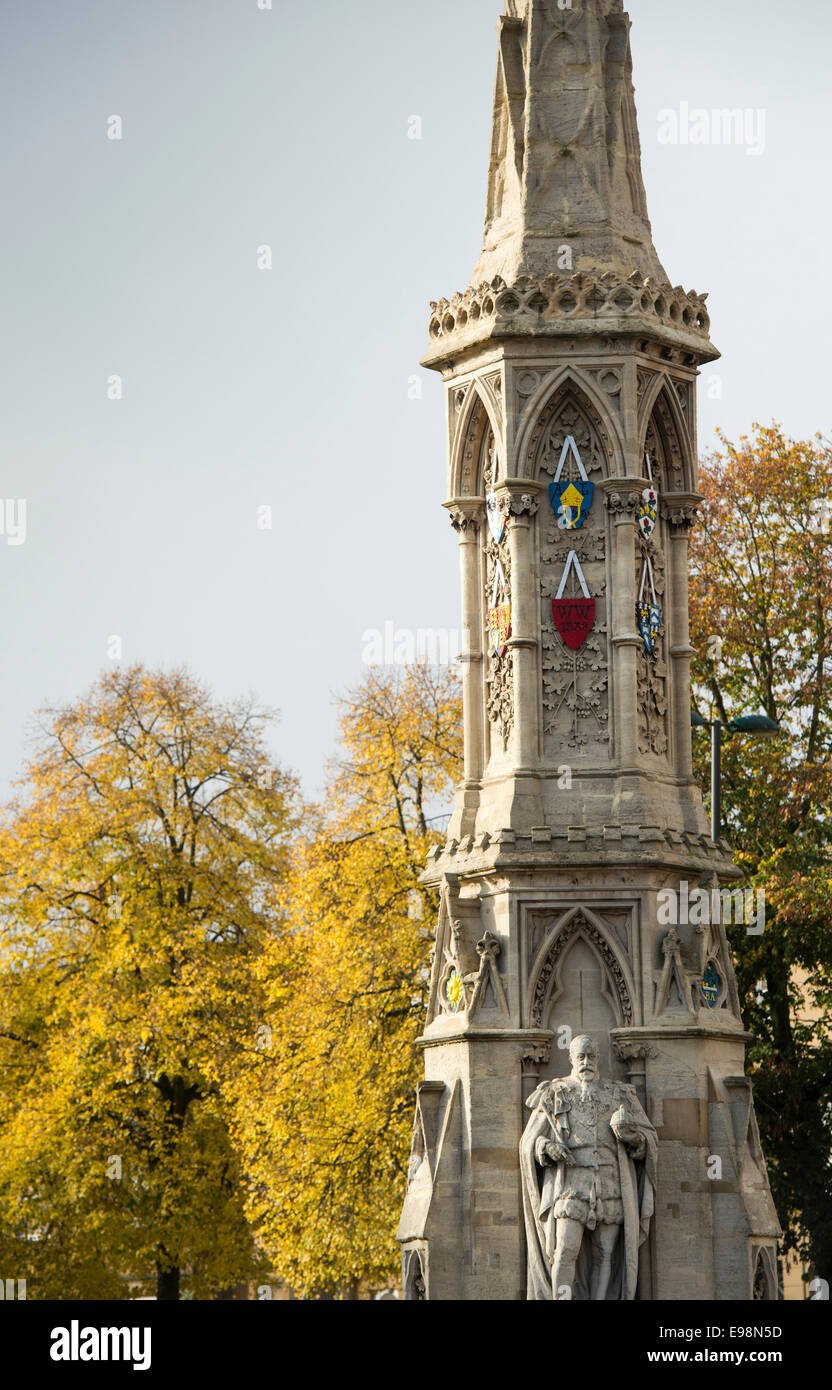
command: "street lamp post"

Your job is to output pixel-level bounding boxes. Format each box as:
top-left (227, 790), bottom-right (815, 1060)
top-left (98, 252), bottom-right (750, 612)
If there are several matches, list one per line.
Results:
top-left (691, 711), bottom-right (780, 841)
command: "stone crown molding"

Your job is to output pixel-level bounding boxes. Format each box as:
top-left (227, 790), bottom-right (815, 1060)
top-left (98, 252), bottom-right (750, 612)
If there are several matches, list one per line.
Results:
top-left (423, 272), bottom-right (716, 368)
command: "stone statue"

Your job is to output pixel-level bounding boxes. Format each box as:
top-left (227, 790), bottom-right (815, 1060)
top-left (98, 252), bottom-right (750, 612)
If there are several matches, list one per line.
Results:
top-left (519, 1034), bottom-right (657, 1300)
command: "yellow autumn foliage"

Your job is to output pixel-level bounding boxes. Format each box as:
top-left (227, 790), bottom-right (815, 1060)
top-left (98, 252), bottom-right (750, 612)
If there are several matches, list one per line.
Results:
top-left (231, 664), bottom-right (463, 1296)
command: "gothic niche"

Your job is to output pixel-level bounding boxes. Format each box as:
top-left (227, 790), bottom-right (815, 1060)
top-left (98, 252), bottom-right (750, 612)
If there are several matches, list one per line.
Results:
top-left (636, 391), bottom-right (688, 760)
top-left (527, 908), bottom-right (634, 1082)
top-left (636, 535), bottom-right (668, 757)
top-left (531, 386), bottom-right (610, 752)
top-left (402, 1244), bottom-right (428, 1301)
top-left (752, 1245), bottom-right (778, 1302)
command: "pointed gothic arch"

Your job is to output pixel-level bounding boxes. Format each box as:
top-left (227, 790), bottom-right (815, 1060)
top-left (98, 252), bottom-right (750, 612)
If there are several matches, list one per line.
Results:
top-left (526, 905), bottom-right (636, 1032)
top-left (449, 380), bottom-right (503, 498)
top-left (639, 376), bottom-right (695, 494)
top-left (517, 367), bottom-right (624, 482)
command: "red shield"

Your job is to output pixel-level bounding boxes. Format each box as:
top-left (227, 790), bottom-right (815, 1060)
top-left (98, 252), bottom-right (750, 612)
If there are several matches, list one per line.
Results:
top-left (552, 598), bottom-right (596, 651)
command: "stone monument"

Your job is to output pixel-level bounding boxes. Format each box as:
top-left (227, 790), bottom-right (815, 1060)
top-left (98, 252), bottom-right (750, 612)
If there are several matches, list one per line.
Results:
top-left (397, 0), bottom-right (781, 1300)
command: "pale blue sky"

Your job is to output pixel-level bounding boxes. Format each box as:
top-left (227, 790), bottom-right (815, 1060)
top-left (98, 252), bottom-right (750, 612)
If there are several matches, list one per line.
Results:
top-left (0, 0), bottom-right (829, 797)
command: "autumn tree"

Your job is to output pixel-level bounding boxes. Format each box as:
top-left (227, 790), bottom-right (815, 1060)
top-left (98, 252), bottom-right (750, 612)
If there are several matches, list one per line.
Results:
top-left (689, 424), bottom-right (832, 1283)
top-left (0, 665), bottom-right (297, 1300)
top-left (232, 664), bottom-right (463, 1297)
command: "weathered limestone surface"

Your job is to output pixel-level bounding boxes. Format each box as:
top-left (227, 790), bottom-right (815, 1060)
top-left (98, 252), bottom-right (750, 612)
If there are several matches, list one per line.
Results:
top-left (398, 0), bottom-right (781, 1301)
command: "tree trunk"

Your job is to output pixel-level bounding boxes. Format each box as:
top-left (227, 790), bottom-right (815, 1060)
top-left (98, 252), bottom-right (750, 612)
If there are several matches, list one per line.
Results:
top-left (157, 1261), bottom-right (180, 1301)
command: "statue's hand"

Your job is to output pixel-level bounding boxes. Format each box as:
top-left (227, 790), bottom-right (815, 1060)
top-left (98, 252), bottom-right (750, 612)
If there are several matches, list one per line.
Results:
top-left (536, 1136), bottom-right (570, 1166)
top-left (612, 1120), bottom-right (646, 1157)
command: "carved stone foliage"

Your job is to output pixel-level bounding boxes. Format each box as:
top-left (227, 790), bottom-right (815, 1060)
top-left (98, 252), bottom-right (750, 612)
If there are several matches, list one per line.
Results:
top-left (666, 504), bottom-right (700, 534)
top-left (529, 390), bottom-right (607, 483)
top-left (521, 1043), bottom-right (551, 1069)
top-left (534, 391), bottom-right (610, 752)
top-left (613, 1041), bottom-right (658, 1065)
top-left (482, 427), bottom-right (497, 491)
top-left (485, 536), bottom-right (514, 748)
top-left (636, 537), bottom-right (669, 757)
top-left (529, 911), bottom-right (634, 1030)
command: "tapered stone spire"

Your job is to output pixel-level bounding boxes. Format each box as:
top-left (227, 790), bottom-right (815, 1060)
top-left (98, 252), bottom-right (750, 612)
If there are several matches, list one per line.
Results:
top-left (476, 0), bottom-right (666, 284)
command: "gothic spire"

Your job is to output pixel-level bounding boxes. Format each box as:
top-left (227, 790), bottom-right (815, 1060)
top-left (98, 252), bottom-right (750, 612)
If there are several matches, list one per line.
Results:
top-left (474, 0), bottom-right (667, 285)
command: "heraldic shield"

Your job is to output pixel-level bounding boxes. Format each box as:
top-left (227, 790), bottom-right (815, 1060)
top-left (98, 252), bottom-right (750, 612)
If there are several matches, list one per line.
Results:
top-left (486, 492), bottom-right (505, 544)
top-left (551, 552), bottom-right (595, 652)
top-left (488, 602), bottom-right (511, 658)
top-left (638, 601), bottom-right (662, 656)
top-left (549, 436), bottom-right (594, 531)
top-left (638, 487), bottom-right (658, 541)
top-left (638, 453), bottom-right (659, 542)
top-left (552, 478), bottom-right (594, 531)
top-left (637, 553), bottom-right (662, 656)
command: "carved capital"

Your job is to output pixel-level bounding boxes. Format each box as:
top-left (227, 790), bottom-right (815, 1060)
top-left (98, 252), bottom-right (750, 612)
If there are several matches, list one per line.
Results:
top-left (666, 505), bottom-right (701, 534)
top-left (606, 490), bottom-right (642, 518)
top-left (497, 490), bottom-right (539, 519)
top-left (613, 1040), bottom-right (658, 1064)
top-left (522, 1043), bottom-right (551, 1068)
top-left (448, 507), bottom-right (479, 535)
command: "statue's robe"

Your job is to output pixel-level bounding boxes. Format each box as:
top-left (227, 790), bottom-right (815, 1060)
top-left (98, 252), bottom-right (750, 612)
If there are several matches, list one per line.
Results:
top-left (519, 1077), bottom-right (657, 1301)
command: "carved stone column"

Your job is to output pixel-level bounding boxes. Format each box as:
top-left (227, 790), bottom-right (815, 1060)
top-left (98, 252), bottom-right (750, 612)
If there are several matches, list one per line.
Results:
top-left (666, 499), bottom-right (701, 782)
top-left (500, 486), bottom-right (541, 773)
top-left (449, 504), bottom-right (484, 787)
top-left (605, 486), bottom-right (642, 766)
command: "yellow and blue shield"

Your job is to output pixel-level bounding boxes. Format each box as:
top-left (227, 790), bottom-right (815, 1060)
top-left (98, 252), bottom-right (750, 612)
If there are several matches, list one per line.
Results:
top-left (638, 601), bottom-right (662, 656)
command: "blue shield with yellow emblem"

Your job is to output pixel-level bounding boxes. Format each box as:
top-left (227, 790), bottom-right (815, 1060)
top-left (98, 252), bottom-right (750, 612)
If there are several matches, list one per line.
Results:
top-left (551, 477), bottom-right (595, 531)
top-left (549, 435), bottom-right (595, 531)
